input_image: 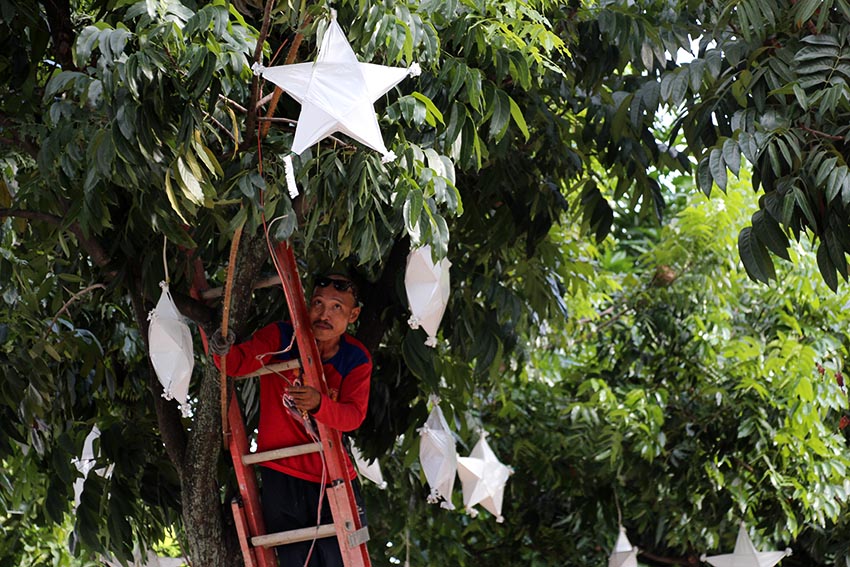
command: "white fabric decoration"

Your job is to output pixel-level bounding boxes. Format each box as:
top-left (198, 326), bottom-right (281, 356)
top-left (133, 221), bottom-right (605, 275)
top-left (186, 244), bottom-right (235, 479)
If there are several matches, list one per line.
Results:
top-left (283, 154), bottom-right (299, 198)
top-left (148, 282), bottom-right (194, 417)
top-left (405, 245), bottom-right (450, 348)
top-left (257, 12), bottom-right (416, 161)
top-left (456, 430), bottom-right (512, 522)
top-left (609, 526), bottom-right (639, 567)
top-left (72, 426), bottom-right (114, 510)
top-left (351, 443), bottom-right (387, 489)
top-left (417, 396), bottom-right (457, 509)
top-left (701, 523), bottom-right (792, 567)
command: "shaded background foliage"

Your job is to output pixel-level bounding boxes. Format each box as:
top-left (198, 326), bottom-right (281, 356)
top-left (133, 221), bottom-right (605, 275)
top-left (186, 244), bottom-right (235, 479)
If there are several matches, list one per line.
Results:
top-left (3, 0), bottom-right (850, 566)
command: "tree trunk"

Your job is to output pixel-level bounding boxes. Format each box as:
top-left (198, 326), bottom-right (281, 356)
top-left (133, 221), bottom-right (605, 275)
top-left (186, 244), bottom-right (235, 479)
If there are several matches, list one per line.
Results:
top-left (179, 231), bottom-right (269, 566)
top-left (181, 363), bottom-right (241, 566)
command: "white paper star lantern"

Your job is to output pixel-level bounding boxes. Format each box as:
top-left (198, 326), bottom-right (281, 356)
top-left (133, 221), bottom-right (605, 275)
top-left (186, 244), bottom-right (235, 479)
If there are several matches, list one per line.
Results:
top-left (609, 526), bottom-right (639, 567)
top-left (256, 11), bottom-right (420, 162)
top-left (405, 245), bottom-right (451, 348)
top-left (456, 430), bottom-right (512, 522)
top-left (148, 282), bottom-right (194, 417)
top-left (418, 396), bottom-right (457, 510)
top-left (352, 443), bottom-right (387, 489)
top-left (701, 523), bottom-right (792, 567)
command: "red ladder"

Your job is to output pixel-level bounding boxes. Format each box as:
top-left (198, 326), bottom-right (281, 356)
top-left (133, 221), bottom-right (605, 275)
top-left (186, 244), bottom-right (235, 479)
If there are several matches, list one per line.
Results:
top-left (198, 241), bottom-right (371, 567)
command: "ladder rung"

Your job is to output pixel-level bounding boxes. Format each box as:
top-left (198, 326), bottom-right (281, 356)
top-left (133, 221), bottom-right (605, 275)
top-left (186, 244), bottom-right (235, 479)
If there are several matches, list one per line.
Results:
top-left (253, 524), bottom-right (337, 547)
top-left (236, 360), bottom-right (302, 380)
top-left (242, 442), bottom-right (323, 465)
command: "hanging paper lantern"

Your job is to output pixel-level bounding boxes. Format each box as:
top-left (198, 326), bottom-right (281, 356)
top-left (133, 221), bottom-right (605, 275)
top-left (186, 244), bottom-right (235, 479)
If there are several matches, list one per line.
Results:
top-left (701, 523), bottom-right (792, 567)
top-left (418, 396), bottom-right (457, 509)
top-left (148, 282), bottom-right (194, 417)
top-left (608, 526), bottom-right (639, 567)
top-left (456, 430), bottom-right (512, 522)
top-left (351, 443), bottom-right (387, 489)
top-left (405, 245), bottom-right (451, 348)
top-left (256, 11), bottom-right (420, 162)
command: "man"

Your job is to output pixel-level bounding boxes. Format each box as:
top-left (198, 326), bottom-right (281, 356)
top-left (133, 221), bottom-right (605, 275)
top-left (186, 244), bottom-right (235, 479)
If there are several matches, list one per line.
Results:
top-left (212, 273), bottom-right (371, 567)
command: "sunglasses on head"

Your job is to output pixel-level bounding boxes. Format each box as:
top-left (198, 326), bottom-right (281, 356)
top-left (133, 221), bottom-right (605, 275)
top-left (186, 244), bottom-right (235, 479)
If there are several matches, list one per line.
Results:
top-left (315, 276), bottom-right (357, 299)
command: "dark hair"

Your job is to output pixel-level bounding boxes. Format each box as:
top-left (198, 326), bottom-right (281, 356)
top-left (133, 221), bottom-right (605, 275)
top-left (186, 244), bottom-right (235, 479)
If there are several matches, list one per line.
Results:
top-left (314, 274), bottom-right (360, 304)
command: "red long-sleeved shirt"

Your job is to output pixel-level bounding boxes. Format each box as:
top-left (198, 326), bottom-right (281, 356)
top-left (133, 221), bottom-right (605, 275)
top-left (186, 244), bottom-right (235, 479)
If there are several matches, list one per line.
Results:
top-left (214, 321), bottom-right (371, 483)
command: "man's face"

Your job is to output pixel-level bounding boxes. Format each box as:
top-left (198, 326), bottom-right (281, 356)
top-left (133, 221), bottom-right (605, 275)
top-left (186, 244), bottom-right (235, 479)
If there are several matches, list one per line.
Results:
top-left (309, 278), bottom-right (361, 343)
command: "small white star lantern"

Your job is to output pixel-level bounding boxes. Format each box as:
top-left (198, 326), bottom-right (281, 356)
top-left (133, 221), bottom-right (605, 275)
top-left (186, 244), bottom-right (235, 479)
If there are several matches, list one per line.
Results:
top-left (352, 443), bottom-right (387, 489)
top-left (609, 526), bottom-right (639, 567)
top-left (148, 282), bottom-right (194, 417)
top-left (701, 523), bottom-right (792, 567)
top-left (456, 430), bottom-right (512, 522)
top-left (256, 11), bottom-right (420, 162)
top-left (405, 245), bottom-right (451, 347)
top-left (418, 396), bottom-right (458, 510)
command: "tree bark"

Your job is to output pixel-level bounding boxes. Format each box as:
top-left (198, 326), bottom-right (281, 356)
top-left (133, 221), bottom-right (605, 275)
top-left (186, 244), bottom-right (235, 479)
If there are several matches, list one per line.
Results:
top-left (39, 0), bottom-right (77, 70)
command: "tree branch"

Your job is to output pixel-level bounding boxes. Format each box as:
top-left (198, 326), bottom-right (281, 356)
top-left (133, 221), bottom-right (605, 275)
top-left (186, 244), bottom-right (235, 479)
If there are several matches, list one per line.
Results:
top-left (0, 208), bottom-right (114, 271)
top-left (800, 125), bottom-right (844, 141)
top-left (43, 283), bottom-right (106, 339)
top-left (38, 0), bottom-right (77, 70)
top-left (242, 0), bottom-right (275, 146)
top-left (638, 549), bottom-right (700, 566)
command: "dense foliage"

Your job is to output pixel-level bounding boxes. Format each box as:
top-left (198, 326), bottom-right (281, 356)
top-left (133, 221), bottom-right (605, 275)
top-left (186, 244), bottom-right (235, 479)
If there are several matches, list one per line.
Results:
top-left (3, 0), bottom-right (850, 565)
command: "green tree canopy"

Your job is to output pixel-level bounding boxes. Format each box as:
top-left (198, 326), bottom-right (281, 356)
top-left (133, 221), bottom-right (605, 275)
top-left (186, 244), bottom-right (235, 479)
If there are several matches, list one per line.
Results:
top-left (3, 0), bottom-right (850, 566)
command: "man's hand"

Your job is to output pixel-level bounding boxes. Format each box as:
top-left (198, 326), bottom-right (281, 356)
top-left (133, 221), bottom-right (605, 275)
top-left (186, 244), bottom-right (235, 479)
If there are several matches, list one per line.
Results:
top-left (286, 385), bottom-right (322, 413)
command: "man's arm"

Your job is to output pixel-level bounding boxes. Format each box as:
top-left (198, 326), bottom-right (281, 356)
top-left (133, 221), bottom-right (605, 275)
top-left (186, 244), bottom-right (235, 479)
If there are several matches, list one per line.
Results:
top-left (310, 361), bottom-right (372, 432)
top-left (212, 322), bottom-right (284, 376)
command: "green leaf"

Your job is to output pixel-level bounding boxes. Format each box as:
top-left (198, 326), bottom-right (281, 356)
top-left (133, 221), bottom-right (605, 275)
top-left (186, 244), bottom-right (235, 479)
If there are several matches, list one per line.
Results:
top-left (752, 209), bottom-right (791, 261)
top-left (403, 187), bottom-right (424, 243)
top-left (411, 92), bottom-right (445, 126)
top-left (176, 157), bottom-right (204, 205)
top-left (793, 186), bottom-right (818, 229)
top-left (738, 226), bottom-right (775, 283)
top-left (817, 242), bottom-right (839, 291)
top-left (697, 156), bottom-right (713, 197)
top-left (723, 138), bottom-right (741, 177)
top-left (488, 90), bottom-right (511, 142)
top-left (508, 95), bottom-right (530, 141)
top-left (163, 174), bottom-right (188, 223)
top-left (709, 148), bottom-right (727, 192)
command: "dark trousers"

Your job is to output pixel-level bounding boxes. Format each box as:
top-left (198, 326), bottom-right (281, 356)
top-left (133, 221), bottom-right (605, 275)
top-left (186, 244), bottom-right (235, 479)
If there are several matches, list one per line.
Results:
top-left (260, 467), bottom-right (367, 567)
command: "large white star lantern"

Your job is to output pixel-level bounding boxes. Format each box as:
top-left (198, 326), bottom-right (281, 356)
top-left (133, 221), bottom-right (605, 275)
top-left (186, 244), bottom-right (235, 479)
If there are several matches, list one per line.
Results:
top-left (148, 282), bottom-right (194, 417)
top-left (609, 526), bottom-right (639, 567)
top-left (405, 245), bottom-right (451, 348)
top-left (456, 430), bottom-right (512, 523)
top-left (701, 523), bottom-right (792, 567)
top-left (418, 397), bottom-right (458, 510)
top-left (256, 11), bottom-right (420, 163)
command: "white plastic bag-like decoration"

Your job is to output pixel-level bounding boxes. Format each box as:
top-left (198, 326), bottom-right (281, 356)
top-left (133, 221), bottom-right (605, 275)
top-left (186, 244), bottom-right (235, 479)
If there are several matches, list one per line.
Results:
top-left (701, 523), bottom-right (791, 567)
top-left (72, 426), bottom-right (114, 510)
top-left (352, 443), bottom-right (387, 489)
top-left (608, 527), bottom-right (639, 567)
top-left (418, 396), bottom-right (457, 509)
top-left (148, 282), bottom-right (193, 417)
top-left (405, 246), bottom-right (451, 348)
top-left (456, 430), bottom-right (512, 523)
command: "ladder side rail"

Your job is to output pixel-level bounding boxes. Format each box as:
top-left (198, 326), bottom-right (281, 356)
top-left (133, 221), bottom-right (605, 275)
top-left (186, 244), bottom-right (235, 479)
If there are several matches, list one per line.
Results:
top-left (273, 241), bottom-right (371, 567)
top-left (227, 396), bottom-right (278, 567)
top-left (231, 499), bottom-right (258, 567)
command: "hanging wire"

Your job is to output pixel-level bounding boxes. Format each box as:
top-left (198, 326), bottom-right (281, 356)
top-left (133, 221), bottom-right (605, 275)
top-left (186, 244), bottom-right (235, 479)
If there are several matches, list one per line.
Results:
top-left (162, 236), bottom-right (170, 284)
